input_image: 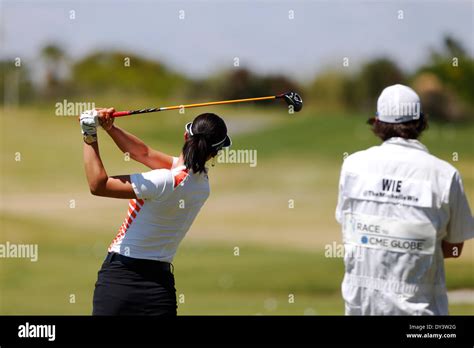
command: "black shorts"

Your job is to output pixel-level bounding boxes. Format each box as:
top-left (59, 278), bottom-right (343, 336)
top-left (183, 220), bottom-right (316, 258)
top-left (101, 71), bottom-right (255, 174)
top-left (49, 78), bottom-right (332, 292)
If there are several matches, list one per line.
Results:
top-left (92, 252), bottom-right (177, 316)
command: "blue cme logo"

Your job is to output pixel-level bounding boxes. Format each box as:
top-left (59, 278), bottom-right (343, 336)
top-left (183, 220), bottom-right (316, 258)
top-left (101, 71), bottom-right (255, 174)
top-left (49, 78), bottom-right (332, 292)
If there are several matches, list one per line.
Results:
top-left (361, 236), bottom-right (368, 244)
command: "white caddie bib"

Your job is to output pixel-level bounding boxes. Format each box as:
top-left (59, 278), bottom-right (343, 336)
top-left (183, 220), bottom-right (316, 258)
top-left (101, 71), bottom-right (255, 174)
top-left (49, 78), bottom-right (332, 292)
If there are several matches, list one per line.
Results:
top-left (344, 173), bottom-right (433, 208)
top-left (343, 212), bottom-right (436, 255)
top-left (335, 138), bottom-right (472, 315)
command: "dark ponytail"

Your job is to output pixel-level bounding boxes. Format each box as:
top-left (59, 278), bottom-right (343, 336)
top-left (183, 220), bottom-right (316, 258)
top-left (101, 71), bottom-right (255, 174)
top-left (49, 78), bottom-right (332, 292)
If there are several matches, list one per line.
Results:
top-left (183, 134), bottom-right (213, 174)
top-left (182, 113), bottom-right (229, 174)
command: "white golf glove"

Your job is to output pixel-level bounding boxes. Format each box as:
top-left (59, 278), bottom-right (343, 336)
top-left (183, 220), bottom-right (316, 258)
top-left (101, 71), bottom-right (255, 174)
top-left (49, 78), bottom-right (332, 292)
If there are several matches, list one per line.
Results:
top-left (80, 109), bottom-right (99, 136)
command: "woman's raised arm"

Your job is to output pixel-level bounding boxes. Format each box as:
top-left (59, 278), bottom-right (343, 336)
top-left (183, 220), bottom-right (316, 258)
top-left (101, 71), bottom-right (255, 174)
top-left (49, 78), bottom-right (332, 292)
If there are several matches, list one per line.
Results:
top-left (100, 114), bottom-right (174, 170)
top-left (81, 108), bottom-right (137, 199)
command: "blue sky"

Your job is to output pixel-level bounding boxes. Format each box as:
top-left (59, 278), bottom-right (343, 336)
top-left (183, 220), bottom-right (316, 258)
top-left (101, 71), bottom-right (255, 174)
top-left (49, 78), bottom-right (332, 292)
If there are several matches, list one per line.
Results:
top-left (1, 0), bottom-right (473, 81)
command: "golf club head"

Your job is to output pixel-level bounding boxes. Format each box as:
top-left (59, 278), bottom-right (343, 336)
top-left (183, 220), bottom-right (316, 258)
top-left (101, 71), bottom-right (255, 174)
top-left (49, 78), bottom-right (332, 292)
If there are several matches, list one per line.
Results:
top-left (280, 92), bottom-right (303, 112)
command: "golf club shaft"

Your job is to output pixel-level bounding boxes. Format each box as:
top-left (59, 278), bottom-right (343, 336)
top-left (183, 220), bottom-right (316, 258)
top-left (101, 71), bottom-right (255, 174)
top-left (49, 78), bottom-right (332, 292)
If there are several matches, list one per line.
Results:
top-left (112, 95), bottom-right (280, 118)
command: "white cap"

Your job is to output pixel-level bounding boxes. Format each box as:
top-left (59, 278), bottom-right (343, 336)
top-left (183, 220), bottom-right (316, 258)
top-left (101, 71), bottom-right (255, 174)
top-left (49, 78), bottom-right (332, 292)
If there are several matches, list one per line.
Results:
top-left (376, 84), bottom-right (422, 123)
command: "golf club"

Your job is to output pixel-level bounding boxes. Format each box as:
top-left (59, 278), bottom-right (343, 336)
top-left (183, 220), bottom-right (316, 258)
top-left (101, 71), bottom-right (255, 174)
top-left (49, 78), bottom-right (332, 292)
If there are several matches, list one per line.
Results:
top-left (111, 91), bottom-right (303, 118)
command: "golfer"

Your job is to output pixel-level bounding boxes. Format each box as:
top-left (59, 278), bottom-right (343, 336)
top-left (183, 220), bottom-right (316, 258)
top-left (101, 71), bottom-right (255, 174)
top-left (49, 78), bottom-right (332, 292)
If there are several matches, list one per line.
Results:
top-left (336, 84), bottom-right (473, 315)
top-left (80, 108), bottom-right (231, 315)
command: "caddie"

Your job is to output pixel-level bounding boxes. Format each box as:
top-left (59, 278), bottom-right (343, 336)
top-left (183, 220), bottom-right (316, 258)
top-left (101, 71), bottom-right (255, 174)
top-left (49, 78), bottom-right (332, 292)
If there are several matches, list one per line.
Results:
top-left (335, 84), bottom-right (474, 315)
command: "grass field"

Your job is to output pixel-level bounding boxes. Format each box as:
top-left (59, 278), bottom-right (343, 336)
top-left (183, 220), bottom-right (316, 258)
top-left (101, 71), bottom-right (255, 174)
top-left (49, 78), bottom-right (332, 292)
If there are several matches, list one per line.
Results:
top-left (1, 103), bottom-right (473, 315)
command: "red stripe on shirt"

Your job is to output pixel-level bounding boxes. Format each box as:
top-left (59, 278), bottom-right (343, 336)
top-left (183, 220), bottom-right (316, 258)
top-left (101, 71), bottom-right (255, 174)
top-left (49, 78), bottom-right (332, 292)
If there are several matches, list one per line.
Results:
top-left (108, 198), bottom-right (144, 251)
top-left (174, 169), bottom-right (189, 188)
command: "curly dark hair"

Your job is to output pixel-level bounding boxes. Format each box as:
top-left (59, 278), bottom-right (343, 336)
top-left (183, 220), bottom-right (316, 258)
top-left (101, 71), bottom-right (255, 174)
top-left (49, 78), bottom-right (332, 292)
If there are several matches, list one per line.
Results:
top-left (367, 114), bottom-right (429, 141)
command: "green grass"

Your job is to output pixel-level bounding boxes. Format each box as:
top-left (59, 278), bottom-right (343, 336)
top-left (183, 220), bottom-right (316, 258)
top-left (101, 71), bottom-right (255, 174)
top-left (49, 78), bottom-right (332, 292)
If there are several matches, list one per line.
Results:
top-left (1, 106), bottom-right (473, 315)
top-left (1, 212), bottom-right (473, 315)
top-left (238, 111), bottom-right (474, 161)
top-left (2, 107), bottom-right (473, 192)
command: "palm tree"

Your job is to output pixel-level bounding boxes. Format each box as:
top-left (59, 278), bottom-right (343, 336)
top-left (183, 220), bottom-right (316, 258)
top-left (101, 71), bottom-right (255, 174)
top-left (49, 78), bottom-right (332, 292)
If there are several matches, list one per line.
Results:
top-left (40, 44), bottom-right (66, 91)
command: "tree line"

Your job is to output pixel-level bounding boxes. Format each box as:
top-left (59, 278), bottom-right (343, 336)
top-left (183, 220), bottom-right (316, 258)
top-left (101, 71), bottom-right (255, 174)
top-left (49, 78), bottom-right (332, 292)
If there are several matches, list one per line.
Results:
top-left (1, 36), bottom-right (472, 121)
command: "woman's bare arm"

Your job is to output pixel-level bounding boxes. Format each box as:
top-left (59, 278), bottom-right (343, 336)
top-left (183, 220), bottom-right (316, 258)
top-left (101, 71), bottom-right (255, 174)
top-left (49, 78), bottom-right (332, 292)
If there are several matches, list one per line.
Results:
top-left (83, 141), bottom-right (137, 199)
top-left (82, 108), bottom-right (137, 199)
top-left (101, 116), bottom-right (174, 169)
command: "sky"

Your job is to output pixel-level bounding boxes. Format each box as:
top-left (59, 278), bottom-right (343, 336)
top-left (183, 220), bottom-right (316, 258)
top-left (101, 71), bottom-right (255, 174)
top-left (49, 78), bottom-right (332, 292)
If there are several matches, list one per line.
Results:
top-left (1, 0), bottom-right (473, 82)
